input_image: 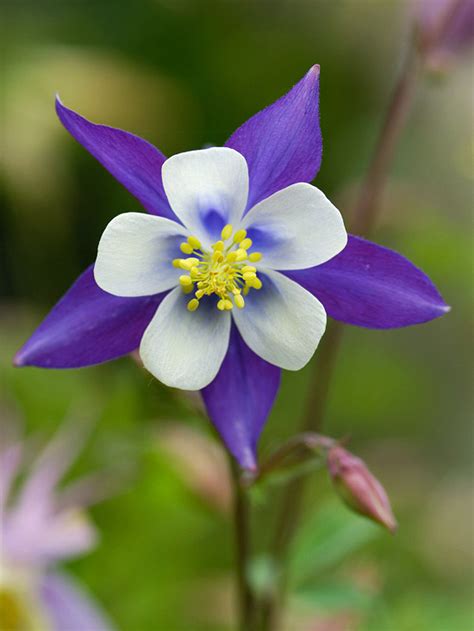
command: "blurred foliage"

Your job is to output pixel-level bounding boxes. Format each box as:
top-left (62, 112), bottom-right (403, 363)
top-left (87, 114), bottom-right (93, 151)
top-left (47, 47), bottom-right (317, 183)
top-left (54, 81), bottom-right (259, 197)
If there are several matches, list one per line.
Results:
top-left (1, 0), bottom-right (473, 630)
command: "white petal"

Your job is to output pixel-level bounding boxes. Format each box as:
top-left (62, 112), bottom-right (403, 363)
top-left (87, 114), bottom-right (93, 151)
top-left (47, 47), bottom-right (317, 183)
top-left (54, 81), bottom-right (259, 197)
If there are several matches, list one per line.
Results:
top-left (232, 270), bottom-right (326, 370)
top-left (139, 288), bottom-right (231, 390)
top-left (94, 213), bottom-right (187, 297)
top-left (161, 148), bottom-right (249, 245)
top-left (241, 183), bottom-right (347, 270)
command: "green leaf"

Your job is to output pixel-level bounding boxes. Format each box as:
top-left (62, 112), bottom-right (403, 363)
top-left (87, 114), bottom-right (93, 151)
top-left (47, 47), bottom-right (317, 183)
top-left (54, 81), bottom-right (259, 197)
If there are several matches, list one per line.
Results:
top-left (294, 580), bottom-right (374, 612)
top-left (289, 500), bottom-right (379, 585)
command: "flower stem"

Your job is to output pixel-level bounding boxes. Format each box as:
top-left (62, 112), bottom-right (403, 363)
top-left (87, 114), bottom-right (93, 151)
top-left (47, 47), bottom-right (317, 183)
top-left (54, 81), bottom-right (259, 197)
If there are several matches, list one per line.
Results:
top-left (351, 45), bottom-right (420, 235)
top-left (262, 37), bottom-right (422, 631)
top-left (230, 459), bottom-right (255, 631)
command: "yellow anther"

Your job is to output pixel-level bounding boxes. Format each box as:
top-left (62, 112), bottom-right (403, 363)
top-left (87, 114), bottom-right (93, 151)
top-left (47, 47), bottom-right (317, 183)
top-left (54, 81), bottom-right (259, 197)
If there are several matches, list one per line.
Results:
top-left (174, 232), bottom-right (263, 312)
top-left (243, 271), bottom-right (256, 281)
top-left (179, 275), bottom-right (193, 287)
top-left (234, 294), bottom-right (245, 309)
top-left (221, 224), bottom-right (233, 240)
top-left (180, 257), bottom-right (199, 270)
top-left (233, 229), bottom-right (247, 243)
top-left (187, 236), bottom-right (201, 249)
top-left (187, 298), bottom-right (200, 312)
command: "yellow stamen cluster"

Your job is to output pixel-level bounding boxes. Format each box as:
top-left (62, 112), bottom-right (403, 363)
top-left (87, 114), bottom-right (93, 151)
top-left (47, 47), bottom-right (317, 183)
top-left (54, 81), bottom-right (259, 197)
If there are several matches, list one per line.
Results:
top-left (172, 225), bottom-right (263, 312)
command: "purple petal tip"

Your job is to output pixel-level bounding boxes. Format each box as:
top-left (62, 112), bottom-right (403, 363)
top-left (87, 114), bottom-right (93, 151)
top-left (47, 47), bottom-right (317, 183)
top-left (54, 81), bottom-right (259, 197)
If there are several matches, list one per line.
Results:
top-left (308, 64), bottom-right (320, 77)
top-left (13, 350), bottom-right (26, 367)
top-left (242, 459), bottom-right (258, 474)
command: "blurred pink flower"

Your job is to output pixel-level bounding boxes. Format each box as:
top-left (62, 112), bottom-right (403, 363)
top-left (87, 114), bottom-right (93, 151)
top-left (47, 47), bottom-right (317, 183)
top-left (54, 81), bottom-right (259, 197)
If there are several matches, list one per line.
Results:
top-left (327, 446), bottom-right (397, 533)
top-left (0, 425), bottom-right (114, 630)
top-left (417, 0), bottom-right (474, 69)
top-left (157, 422), bottom-right (231, 513)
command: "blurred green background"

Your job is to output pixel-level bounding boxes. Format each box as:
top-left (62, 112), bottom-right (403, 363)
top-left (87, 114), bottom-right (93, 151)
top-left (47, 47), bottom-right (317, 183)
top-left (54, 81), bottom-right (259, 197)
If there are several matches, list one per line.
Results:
top-left (1, 1), bottom-right (472, 630)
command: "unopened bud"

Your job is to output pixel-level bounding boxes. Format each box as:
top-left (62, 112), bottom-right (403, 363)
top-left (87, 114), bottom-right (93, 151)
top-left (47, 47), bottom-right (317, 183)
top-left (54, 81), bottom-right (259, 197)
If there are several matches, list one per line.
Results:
top-left (327, 446), bottom-right (397, 533)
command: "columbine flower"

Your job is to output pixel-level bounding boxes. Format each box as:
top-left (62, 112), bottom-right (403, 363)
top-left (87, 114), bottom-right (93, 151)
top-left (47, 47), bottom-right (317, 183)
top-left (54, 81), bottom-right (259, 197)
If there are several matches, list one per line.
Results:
top-left (0, 427), bottom-right (113, 630)
top-left (15, 66), bottom-right (449, 470)
top-left (327, 445), bottom-right (397, 533)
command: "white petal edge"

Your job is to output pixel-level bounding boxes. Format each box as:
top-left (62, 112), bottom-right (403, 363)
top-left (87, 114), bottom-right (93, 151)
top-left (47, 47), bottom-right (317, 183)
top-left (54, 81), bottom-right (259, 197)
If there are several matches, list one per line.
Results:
top-left (232, 269), bottom-right (327, 370)
top-left (94, 212), bottom-right (188, 297)
top-left (241, 183), bottom-right (347, 270)
top-left (139, 288), bottom-right (231, 390)
top-left (161, 147), bottom-right (249, 246)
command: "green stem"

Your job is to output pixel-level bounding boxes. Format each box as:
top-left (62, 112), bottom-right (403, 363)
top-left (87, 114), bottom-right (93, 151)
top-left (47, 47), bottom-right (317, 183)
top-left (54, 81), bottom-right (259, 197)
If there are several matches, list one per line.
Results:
top-left (230, 459), bottom-right (255, 631)
top-left (261, 39), bottom-right (422, 631)
top-left (350, 46), bottom-right (420, 236)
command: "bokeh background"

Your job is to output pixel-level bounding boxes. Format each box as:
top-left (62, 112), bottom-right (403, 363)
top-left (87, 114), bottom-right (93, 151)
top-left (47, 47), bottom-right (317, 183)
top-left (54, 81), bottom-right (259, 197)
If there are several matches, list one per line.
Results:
top-left (1, 1), bottom-right (472, 630)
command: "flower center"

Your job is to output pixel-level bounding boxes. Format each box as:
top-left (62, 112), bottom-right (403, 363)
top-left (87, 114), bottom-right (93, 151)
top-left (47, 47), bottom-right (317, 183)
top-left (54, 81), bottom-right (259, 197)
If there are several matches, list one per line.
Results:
top-left (172, 224), bottom-right (263, 312)
top-left (0, 590), bottom-right (25, 631)
top-left (0, 587), bottom-right (47, 631)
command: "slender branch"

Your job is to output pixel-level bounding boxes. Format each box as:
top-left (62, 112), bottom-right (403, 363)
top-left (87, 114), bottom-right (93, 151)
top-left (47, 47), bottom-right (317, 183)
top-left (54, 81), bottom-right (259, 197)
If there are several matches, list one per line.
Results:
top-left (351, 0), bottom-right (463, 234)
top-left (257, 433), bottom-right (334, 480)
top-left (260, 323), bottom-right (344, 630)
top-left (262, 37), bottom-right (424, 631)
top-left (351, 46), bottom-right (420, 236)
top-left (230, 459), bottom-right (255, 631)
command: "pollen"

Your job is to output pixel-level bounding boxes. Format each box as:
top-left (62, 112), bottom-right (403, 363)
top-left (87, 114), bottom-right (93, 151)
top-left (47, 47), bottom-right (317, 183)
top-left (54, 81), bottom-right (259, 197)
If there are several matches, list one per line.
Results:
top-left (233, 229), bottom-right (247, 243)
top-left (187, 236), bottom-right (201, 249)
top-left (172, 228), bottom-right (264, 311)
top-left (221, 224), bottom-right (233, 240)
top-left (187, 298), bottom-right (200, 312)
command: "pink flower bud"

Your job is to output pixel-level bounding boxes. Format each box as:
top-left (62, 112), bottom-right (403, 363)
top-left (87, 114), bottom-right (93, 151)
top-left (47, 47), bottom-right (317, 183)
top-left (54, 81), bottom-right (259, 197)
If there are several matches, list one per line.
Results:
top-left (327, 446), bottom-right (397, 533)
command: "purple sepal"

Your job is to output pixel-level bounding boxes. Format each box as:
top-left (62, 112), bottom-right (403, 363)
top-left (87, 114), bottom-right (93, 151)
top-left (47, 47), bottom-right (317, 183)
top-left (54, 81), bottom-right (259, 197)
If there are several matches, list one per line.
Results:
top-left (55, 97), bottom-right (177, 221)
top-left (225, 66), bottom-right (322, 211)
top-left (202, 325), bottom-right (281, 471)
top-left (285, 235), bottom-right (449, 329)
top-left (41, 572), bottom-right (114, 631)
top-left (14, 266), bottom-right (164, 368)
